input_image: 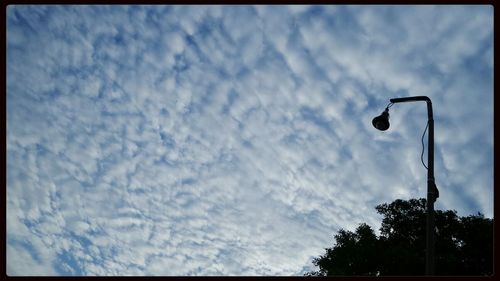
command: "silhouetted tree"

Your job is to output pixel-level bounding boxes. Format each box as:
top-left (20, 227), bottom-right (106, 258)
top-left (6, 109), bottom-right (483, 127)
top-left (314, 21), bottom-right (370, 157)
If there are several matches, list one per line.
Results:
top-left (306, 198), bottom-right (493, 276)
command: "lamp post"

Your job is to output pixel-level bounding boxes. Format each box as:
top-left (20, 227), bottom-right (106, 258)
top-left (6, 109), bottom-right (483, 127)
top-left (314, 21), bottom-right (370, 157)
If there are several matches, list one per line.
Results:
top-left (372, 96), bottom-right (439, 275)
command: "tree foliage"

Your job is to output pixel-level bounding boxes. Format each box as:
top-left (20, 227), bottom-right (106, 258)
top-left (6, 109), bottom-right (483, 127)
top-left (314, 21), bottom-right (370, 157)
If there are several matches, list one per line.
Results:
top-left (306, 198), bottom-right (493, 276)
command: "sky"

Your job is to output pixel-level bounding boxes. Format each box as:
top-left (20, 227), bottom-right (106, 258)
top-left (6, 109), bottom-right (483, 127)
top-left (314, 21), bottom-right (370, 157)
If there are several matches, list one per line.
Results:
top-left (6, 5), bottom-right (493, 276)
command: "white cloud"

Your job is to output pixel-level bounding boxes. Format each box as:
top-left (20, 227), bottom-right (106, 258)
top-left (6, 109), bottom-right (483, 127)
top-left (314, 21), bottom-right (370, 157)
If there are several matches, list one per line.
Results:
top-left (7, 4), bottom-right (493, 276)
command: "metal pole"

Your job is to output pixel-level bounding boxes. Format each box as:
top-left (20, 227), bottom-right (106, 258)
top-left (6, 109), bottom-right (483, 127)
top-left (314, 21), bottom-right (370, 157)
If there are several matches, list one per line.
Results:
top-left (389, 96), bottom-right (436, 275)
top-left (425, 100), bottom-right (436, 275)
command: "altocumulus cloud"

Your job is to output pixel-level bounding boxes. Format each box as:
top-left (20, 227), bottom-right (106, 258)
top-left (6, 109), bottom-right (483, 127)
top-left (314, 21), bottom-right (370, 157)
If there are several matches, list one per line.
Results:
top-left (7, 5), bottom-right (493, 276)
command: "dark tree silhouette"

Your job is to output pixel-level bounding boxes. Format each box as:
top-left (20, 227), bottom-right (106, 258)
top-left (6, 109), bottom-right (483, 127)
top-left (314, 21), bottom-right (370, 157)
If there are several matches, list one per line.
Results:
top-left (306, 198), bottom-right (493, 276)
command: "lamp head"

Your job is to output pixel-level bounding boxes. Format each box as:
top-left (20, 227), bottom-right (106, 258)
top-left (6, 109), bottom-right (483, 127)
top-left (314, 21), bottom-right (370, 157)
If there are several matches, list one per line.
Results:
top-left (372, 108), bottom-right (390, 131)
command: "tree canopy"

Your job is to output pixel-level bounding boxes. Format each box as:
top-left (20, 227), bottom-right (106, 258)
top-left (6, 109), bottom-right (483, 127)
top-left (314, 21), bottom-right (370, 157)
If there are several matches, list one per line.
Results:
top-left (306, 198), bottom-right (493, 276)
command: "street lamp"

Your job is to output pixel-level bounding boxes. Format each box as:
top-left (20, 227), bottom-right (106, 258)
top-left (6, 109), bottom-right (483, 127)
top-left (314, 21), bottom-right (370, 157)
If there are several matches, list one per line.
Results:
top-left (372, 96), bottom-right (439, 275)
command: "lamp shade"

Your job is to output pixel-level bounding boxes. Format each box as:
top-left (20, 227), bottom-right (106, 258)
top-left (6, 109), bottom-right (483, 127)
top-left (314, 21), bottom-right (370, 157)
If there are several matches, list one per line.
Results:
top-left (372, 109), bottom-right (390, 131)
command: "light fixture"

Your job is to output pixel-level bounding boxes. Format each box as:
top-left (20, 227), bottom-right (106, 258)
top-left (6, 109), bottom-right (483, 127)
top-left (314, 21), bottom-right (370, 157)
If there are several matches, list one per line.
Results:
top-left (372, 108), bottom-right (390, 131)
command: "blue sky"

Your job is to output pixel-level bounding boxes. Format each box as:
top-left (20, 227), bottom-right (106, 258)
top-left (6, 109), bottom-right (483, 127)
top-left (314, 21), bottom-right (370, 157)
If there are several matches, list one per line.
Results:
top-left (6, 5), bottom-right (493, 276)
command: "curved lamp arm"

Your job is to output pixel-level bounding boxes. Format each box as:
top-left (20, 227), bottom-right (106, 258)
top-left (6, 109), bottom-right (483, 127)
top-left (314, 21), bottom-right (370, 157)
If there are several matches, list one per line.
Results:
top-left (390, 96), bottom-right (433, 120)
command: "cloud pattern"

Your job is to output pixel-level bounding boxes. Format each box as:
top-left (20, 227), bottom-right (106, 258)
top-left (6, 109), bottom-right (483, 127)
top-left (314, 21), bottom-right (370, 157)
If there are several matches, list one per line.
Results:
top-left (7, 5), bottom-right (493, 276)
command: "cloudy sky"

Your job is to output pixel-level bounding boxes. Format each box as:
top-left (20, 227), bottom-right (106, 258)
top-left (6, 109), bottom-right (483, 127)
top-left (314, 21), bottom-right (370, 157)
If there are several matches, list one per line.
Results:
top-left (6, 5), bottom-right (493, 276)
